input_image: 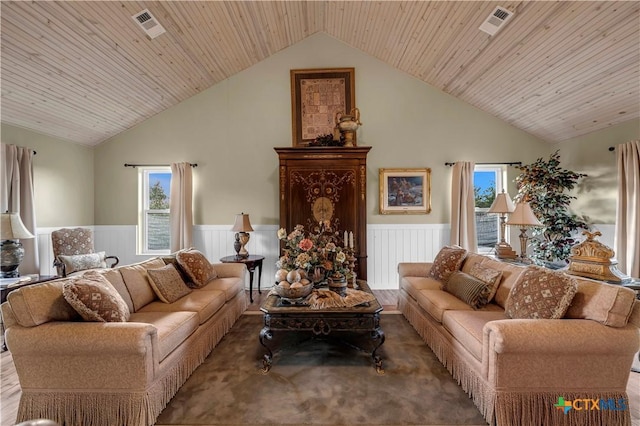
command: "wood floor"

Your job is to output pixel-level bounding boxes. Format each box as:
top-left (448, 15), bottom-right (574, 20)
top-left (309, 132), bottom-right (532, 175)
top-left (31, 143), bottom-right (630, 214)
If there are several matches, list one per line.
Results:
top-left (1, 290), bottom-right (638, 426)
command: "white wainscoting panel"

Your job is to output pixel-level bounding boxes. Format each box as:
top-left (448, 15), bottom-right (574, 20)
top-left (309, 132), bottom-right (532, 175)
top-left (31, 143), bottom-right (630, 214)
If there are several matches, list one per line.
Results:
top-left (34, 223), bottom-right (617, 290)
top-left (367, 224), bottom-right (449, 289)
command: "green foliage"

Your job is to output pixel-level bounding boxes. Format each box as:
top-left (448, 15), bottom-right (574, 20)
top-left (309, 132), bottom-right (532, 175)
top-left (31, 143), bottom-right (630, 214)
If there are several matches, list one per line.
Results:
top-left (515, 150), bottom-right (589, 264)
top-left (149, 181), bottom-right (169, 209)
top-left (474, 183), bottom-right (496, 208)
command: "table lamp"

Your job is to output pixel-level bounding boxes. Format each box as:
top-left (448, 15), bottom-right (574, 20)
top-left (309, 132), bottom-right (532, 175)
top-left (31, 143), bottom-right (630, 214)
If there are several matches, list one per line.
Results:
top-left (487, 190), bottom-right (516, 259)
top-left (506, 202), bottom-right (542, 263)
top-left (1, 212), bottom-right (35, 278)
top-left (231, 213), bottom-right (254, 258)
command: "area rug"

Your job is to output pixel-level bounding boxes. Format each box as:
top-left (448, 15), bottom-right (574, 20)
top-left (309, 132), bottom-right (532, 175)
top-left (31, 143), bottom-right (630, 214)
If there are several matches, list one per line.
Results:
top-left (155, 313), bottom-right (488, 426)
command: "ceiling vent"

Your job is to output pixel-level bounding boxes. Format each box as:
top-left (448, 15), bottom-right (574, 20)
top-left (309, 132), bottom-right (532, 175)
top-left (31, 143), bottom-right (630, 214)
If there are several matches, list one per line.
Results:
top-left (479, 6), bottom-right (514, 36)
top-left (132, 9), bottom-right (166, 39)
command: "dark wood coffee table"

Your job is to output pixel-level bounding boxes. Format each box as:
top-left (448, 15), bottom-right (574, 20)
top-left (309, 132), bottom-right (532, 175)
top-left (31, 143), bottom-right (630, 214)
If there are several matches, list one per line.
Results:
top-left (259, 280), bottom-right (385, 374)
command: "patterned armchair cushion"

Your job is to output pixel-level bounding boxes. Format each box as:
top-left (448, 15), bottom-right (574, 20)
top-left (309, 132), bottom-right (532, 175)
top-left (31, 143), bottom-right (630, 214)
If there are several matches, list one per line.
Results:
top-left (52, 228), bottom-right (94, 256)
top-left (62, 272), bottom-right (130, 322)
top-left (505, 265), bottom-right (578, 319)
top-left (59, 252), bottom-right (107, 275)
top-left (427, 246), bottom-right (468, 284)
top-left (147, 264), bottom-right (193, 303)
top-left (176, 249), bottom-right (218, 289)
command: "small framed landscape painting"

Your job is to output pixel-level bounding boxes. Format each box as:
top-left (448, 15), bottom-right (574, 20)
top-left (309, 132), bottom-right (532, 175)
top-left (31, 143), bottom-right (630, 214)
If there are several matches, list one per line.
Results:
top-left (379, 168), bottom-right (432, 214)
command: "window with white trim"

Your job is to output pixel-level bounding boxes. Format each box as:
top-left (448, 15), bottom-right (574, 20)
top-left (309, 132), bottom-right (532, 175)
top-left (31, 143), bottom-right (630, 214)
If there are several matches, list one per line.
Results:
top-left (138, 167), bottom-right (171, 255)
top-left (474, 165), bottom-right (508, 254)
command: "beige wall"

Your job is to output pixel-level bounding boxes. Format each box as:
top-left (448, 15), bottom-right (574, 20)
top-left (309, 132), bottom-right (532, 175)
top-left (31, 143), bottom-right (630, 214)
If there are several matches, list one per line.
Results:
top-left (1, 124), bottom-right (95, 227)
top-left (95, 33), bottom-right (549, 226)
top-left (551, 118), bottom-right (640, 224)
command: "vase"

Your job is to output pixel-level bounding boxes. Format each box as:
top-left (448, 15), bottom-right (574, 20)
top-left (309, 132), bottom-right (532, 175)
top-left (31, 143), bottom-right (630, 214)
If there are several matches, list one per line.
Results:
top-left (328, 273), bottom-right (347, 296)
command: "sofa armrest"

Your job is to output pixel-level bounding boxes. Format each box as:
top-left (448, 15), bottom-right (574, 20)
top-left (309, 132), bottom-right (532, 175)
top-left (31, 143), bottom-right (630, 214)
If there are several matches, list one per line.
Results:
top-left (213, 262), bottom-right (247, 279)
top-left (482, 319), bottom-right (639, 389)
top-left (484, 319), bottom-right (639, 354)
top-left (6, 321), bottom-right (157, 356)
top-left (398, 262), bottom-right (432, 278)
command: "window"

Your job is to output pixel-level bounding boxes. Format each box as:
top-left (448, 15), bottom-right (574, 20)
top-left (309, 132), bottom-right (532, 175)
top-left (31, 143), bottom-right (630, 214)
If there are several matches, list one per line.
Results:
top-left (474, 165), bottom-right (508, 254)
top-left (138, 167), bottom-right (171, 255)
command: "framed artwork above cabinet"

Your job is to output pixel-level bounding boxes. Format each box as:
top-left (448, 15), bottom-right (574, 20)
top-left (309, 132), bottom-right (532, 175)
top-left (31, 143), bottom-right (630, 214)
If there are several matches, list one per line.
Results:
top-left (275, 146), bottom-right (370, 279)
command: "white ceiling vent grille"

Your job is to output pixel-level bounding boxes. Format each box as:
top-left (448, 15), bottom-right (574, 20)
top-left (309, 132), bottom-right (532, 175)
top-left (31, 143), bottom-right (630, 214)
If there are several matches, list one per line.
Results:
top-left (132, 9), bottom-right (166, 39)
top-left (479, 6), bottom-right (514, 36)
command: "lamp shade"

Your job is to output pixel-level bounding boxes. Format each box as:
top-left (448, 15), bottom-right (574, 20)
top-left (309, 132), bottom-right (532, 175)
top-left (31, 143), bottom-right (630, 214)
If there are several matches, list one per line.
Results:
top-left (488, 191), bottom-right (515, 214)
top-left (1, 212), bottom-right (35, 240)
top-left (230, 213), bottom-right (254, 233)
top-left (506, 202), bottom-right (542, 227)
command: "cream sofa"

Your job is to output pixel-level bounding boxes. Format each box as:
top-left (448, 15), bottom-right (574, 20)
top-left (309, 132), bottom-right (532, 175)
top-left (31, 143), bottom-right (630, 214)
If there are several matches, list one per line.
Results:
top-left (1, 255), bottom-right (248, 426)
top-left (398, 250), bottom-right (640, 426)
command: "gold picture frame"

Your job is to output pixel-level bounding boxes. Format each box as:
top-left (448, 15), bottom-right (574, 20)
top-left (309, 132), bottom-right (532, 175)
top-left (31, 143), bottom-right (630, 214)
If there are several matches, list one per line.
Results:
top-left (290, 67), bottom-right (355, 147)
top-left (379, 168), bottom-right (432, 214)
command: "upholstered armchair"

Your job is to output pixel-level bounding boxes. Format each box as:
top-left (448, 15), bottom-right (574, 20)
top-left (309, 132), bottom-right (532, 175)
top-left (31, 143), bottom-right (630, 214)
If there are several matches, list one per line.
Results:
top-left (51, 228), bottom-right (119, 277)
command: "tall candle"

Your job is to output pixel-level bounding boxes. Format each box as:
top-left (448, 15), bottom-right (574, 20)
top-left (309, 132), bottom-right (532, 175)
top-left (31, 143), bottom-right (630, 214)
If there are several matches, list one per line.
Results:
top-left (344, 231), bottom-right (348, 248)
top-left (349, 231), bottom-right (354, 249)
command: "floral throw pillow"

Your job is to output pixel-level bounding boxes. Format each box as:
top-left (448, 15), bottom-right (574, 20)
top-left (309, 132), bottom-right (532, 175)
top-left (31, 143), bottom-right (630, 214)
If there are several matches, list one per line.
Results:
top-left (59, 251), bottom-right (106, 275)
top-left (147, 264), bottom-right (193, 303)
top-left (469, 263), bottom-right (503, 302)
top-left (505, 265), bottom-right (578, 320)
top-left (62, 272), bottom-right (130, 322)
top-left (176, 249), bottom-right (218, 289)
top-left (427, 246), bottom-right (467, 284)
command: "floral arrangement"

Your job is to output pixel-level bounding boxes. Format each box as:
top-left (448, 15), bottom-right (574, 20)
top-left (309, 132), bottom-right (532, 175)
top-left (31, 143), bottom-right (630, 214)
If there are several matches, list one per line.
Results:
top-left (276, 222), bottom-right (355, 283)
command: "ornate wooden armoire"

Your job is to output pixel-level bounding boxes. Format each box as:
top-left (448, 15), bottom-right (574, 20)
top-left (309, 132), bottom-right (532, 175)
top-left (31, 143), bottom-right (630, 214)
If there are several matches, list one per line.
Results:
top-left (275, 146), bottom-right (371, 280)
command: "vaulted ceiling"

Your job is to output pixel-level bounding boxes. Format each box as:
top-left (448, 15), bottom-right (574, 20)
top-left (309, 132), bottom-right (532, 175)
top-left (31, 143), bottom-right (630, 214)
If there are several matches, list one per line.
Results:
top-left (1, 1), bottom-right (638, 146)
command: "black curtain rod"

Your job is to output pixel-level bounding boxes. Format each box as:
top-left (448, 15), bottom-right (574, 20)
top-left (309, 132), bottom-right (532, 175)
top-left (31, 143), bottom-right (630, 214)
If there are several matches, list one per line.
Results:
top-left (608, 146), bottom-right (615, 151)
top-left (444, 161), bottom-right (521, 167)
top-left (124, 163), bottom-right (198, 168)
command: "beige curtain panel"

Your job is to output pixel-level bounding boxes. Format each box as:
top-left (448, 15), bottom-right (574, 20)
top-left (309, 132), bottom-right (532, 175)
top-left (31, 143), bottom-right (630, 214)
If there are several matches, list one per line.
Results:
top-left (450, 161), bottom-right (478, 252)
top-left (615, 140), bottom-right (640, 277)
top-left (170, 162), bottom-right (193, 253)
top-left (1, 143), bottom-right (39, 274)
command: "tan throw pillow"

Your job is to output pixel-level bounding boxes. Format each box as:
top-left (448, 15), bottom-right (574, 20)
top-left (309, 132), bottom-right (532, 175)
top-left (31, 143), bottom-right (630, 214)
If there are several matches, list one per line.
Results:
top-left (62, 272), bottom-right (130, 322)
top-left (445, 271), bottom-right (491, 309)
top-left (161, 254), bottom-right (194, 286)
top-left (59, 251), bottom-right (106, 274)
top-left (505, 265), bottom-right (578, 320)
top-left (147, 264), bottom-right (193, 303)
top-left (427, 246), bottom-right (467, 284)
top-left (176, 249), bottom-right (218, 289)
top-left (469, 263), bottom-right (503, 302)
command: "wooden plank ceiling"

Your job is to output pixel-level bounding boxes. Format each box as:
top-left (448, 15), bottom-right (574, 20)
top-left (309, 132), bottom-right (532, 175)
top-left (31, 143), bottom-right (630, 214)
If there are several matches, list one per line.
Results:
top-left (1, 1), bottom-right (638, 146)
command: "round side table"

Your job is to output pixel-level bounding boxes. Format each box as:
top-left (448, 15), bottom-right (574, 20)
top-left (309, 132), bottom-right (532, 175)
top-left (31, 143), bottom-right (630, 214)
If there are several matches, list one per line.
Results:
top-left (220, 255), bottom-right (265, 303)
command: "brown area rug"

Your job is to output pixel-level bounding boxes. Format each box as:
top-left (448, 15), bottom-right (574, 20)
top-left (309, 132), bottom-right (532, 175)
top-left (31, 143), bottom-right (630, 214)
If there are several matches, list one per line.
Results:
top-left (155, 313), bottom-right (488, 426)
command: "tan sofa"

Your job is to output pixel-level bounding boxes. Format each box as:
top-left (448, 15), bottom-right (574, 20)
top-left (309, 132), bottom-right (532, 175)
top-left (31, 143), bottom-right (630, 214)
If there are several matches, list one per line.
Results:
top-left (1, 256), bottom-right (248, 426)
top-left (398, 251), bottom-right (640, 426)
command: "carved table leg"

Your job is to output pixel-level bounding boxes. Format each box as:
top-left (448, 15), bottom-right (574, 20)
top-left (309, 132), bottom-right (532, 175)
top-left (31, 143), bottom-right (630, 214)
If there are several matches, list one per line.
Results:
top-left (371, 327), bottom-right (385, 375)
top-left (259, 326), bottom-right (274, 374)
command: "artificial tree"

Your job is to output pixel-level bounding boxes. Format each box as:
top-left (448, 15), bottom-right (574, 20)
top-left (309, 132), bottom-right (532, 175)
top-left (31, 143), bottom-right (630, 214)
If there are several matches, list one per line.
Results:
top-left (514, 150), bottom-right (589, 266)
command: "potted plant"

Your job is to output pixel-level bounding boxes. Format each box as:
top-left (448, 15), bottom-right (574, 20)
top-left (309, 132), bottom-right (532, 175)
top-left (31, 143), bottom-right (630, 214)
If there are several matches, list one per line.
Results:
top-left (514, 150), bottom-right (589, 267)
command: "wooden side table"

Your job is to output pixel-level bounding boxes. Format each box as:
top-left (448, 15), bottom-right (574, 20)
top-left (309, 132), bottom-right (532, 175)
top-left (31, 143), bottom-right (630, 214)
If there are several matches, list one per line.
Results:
top-left (1, 274), bottom-right (58, 351)
top-left (220, 255), bottom-right (265, 303)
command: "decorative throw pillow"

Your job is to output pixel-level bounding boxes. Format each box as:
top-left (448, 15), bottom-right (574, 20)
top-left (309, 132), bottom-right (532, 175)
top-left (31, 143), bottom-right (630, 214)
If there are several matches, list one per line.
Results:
top-left (445, 271), bottom-right (491, 309)
top-left (147, 264), bottom-right (193, 303)
top-left (469, 263), bottom-right (503, 302)
top-left (62, 272), bottom-right (130, 322)
top-left (505, 265), bottom-right (578, 320)
top-left (176, 249), bottom-right (218, 289)
top-left (427, 246), bottom-right (467, 284)
top-left (161, 254), bottom-right (194, 286)
top-left (59, 251), bottom-right (107, 275)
